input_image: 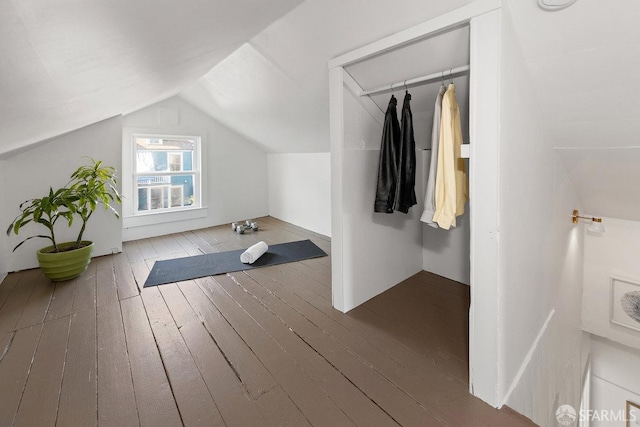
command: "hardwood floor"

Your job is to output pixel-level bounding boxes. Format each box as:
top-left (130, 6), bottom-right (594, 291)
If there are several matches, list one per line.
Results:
top-left (0, 217), bottom-right (536, 426)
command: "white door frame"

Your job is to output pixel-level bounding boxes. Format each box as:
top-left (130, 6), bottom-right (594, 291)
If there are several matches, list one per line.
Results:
top-left (328, 0), bottom-right (503, 408)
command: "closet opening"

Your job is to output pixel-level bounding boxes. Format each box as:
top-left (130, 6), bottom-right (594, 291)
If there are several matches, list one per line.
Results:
top-left (343, 22), bottom-right (472, 383)
top-left (348, 23), bottom-right (471, 284)
top-left (329, 3), bottom-right (502, 406)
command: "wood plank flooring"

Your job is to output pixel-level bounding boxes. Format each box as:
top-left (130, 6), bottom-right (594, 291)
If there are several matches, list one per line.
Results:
top-left (0, 216), bottom-right (536, 426)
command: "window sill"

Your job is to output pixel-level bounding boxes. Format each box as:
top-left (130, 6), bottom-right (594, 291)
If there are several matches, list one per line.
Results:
top-left (123, 207), bottom-right (208, 229)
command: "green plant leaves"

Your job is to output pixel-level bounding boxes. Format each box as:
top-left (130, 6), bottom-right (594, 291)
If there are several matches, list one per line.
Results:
top-left (7, 158), bottom-right (122, 252)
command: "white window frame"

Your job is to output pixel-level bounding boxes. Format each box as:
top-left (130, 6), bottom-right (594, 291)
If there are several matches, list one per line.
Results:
top-left (132, 134), bottom-right (201, 215)
top-left (122, 129), bottom-right (207, 229)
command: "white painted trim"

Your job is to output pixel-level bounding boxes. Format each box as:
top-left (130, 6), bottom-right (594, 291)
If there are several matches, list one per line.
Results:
top-left (123, 207), bottom-right (208, 228)
top-left (329, 67), bottom-right (346, 312)
top-left (500, 308), bottom-right (557, 408)
top-left (342, 71), bottom-right (385, 126)
top-left (468, 9), bottom-right (502, 407)
top-left (581, 352), bottom-right (591, 390)
top-left (579, 351), bottom-right (591, 425)
top-left (328, 0), bottom-right (501, 69)
top-left (131, 133), bottom-right (202, 214)
top-left (122, 127), bottom-right (207, 223)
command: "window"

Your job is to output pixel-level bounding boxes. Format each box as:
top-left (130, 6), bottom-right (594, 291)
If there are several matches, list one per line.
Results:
top-left (168, 153), bottom-right (182, 171)
top-left (133, 135), bottom-right (200, 214)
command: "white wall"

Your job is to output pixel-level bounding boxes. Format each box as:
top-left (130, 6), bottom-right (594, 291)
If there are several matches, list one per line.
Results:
top-left (499, 4), bottom-right (585, 424)
top-left (422, 153), bottom-right (470, 283)
top-left (582, 217), bottom-right (640, 350)
top-left (4, 116), bottom-right (123, 272)
top-left (1, 96), bottom-right (269, 272)
top-left (267, 153), bottom-right (331, 237)
top-left (590, 336), bottom-right (640, 427)
top-left (330, 73), bottom-right (425, 312)
top-left (467, 9), bottom-right (502, 405)
top-left (0, 160), bottom-right (8, 282)
top-left (122, 96), bottom-right (268, 241)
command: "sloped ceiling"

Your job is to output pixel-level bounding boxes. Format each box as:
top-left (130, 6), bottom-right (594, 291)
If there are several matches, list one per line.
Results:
top-left (4, 0), bottom-right (640, 221)
top-left (556, 148), bottom-right (640, 222)
top-left (181, 0), bottom-right (640, 220)
top-left (505, 0), bottom-right (640, 221)
top-left (180, 0), bottom-right (473, 153)
top-left (0, 0), bottom-right (302, 158)
top-left (182, 0), bottom-right (640, 221)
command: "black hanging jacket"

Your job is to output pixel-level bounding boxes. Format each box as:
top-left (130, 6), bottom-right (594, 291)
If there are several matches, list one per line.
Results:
top-left (393, 91), bottom-right (417, 214)
top-left (374, 95), bottom-right (401, 213)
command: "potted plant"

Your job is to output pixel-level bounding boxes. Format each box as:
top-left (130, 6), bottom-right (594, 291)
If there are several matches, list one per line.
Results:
top-left (6, 158), bottom-right (122, 281)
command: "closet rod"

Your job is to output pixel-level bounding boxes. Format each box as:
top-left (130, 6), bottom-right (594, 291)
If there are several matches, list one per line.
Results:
top-left (359, 64), bottom-right (470, 97)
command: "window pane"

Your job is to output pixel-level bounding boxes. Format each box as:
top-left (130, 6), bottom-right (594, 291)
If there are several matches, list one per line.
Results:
top-left (150, 187), bottom-right (164, 210)
top-left (168, 153), bottom-right (182, 171)
top-left (138, 188), bottom-right (148, 211)
top-left (164, 188), bottom-right (170, 208)
top-left (170, 186), bottom-right (183, 207)
top-left (137, 174), bottom-right (196, 211)
top-left (135, 136), bottom-right (195, 173)
top-left (171, 174), bottom-right (195, 206)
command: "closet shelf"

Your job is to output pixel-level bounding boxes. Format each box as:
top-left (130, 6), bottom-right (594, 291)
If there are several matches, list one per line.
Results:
top-left (461, 144), bottom-right (470, 159)
top-left (420, 144), bottom-right (470, 158)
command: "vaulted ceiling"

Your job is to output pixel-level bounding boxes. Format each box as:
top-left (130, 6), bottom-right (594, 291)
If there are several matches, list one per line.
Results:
top-left (3, 0), bottom-right (640, 220)
top-left (180, 0), bottom-right (473, 153)
top-left (181, 0), bottom-right (640, 220)
top-left (0, 0), bottom-right (302, 158)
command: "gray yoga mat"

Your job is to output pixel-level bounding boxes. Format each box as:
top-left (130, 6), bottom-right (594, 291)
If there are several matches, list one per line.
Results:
top-left (144, 239), bottom-right (327, 287)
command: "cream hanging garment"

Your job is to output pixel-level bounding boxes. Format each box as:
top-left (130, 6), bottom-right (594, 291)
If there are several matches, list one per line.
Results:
top-left (420, 85), bottom-right (446, 227)
top-left (432, 83), bottom-right (468, 230)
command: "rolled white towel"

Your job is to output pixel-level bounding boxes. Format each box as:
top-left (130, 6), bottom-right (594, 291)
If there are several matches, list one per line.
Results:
top-left (240, 241), bottom-right (268, 264)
